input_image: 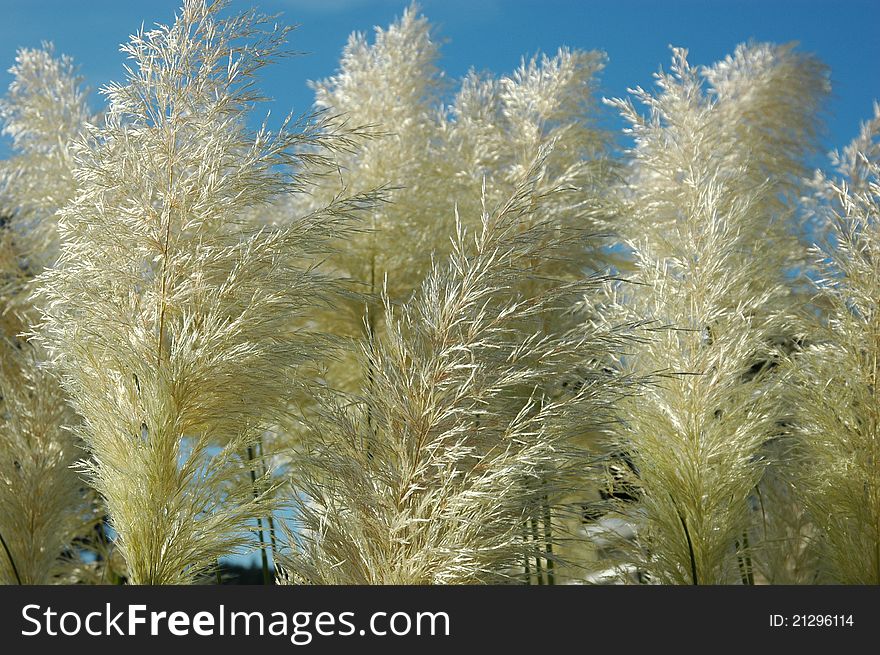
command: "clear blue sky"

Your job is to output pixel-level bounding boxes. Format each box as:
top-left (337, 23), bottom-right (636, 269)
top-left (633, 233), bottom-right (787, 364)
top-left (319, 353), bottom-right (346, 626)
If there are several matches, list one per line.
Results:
top-left (0, 0), bottom-right (878, 163)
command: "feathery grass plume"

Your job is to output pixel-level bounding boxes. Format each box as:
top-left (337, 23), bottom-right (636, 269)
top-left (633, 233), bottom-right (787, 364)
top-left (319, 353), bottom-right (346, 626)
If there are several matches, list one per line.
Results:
top-left (280, 155), bottom-right (630, 584)
top-left (0, 45), bottom-right (93, 269)
top-left (447, 45), bottom-right (618, 584)
top-left (445, 39), bottom-right (618, 406)
top-left (789, 103), bottom-right (880, 583)
top-left (602, 44), bottom-right (828, 584)
top-left (311, 0), bottom-right (616, 295)
top-left (292, 3), bottom-right (613, 377)
top-left (0, 46), bottom-right (101, 584)
top-left (33, 0), bottom-right (372, 584)
top-left (288, 6), bottom-right (615, 582)
top-left (305, 4), bottom-right (450, 305)
top-left (444, 44), bottom-right (614, 273)
top-left (438, 20), bottom-right (615, 584)
top-left (444, 42), bottom-right (617, 584)
top-left (0, 343), bottom-right (98, 584)
top-left (275, 3), bottom-right (445, 460)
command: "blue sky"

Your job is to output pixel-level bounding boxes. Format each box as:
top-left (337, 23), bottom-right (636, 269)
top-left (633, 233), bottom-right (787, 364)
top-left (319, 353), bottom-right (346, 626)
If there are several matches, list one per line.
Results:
top-left (0, 0), bottom-right (878, 163)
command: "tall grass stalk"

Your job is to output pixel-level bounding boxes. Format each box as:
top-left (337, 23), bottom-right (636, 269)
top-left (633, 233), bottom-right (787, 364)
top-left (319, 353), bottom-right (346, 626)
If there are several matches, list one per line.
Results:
top-left (281, 155), bottom-right (630, 584)
top-left (603, 43), bottom-right (828, 583)
top-left (33, 0), bottom-right (374, 584)
top-left (789, 104), bottom-right (880, 583)
top-left (0, 45), bottom-right (100, 585)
